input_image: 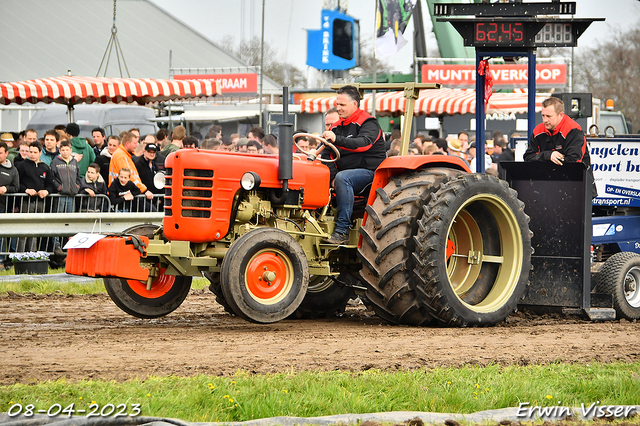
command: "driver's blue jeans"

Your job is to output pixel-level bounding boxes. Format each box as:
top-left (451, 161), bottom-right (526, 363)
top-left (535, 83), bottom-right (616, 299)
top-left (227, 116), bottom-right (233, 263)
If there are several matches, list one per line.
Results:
top-left (333, 168), bottom-right (375, 235)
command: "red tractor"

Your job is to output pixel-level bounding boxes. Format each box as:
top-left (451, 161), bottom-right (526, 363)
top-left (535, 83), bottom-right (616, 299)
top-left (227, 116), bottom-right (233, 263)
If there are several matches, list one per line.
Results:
top-left (66, 83), bottom-right (532, 326)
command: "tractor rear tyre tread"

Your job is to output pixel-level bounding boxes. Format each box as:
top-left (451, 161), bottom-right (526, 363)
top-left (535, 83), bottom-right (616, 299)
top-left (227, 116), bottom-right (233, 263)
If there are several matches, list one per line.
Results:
top-left (595, 252), bottom-right (640, 320)
top-left (290, 276), bottom-right (356, 319)
top-left (358, 168), bottom-right (463, 325)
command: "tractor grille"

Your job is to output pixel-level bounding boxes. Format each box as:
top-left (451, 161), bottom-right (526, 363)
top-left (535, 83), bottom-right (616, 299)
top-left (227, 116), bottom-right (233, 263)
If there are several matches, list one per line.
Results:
top-left (185, 169), bottom-right (214, 178)
top-left (164, 168), bottom-right (214, 219)
top-left (181, 167), bottom-right (214, 218)
top-left (164, 167), bottom-right (173, 216)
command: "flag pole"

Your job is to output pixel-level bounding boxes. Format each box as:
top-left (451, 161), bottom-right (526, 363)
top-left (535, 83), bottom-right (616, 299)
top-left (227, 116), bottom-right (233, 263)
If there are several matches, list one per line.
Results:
top-left (371, 0), bottom-right (378, 118)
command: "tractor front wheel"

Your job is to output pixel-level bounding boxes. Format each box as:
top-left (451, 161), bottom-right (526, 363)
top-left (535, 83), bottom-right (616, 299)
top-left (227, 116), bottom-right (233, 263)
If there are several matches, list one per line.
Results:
top-left (104, 273), bottom-right (192, 319)
top-left (104, 224), bottom-right (191, 318)
top-left (220, 228), bottom-right (309, 323)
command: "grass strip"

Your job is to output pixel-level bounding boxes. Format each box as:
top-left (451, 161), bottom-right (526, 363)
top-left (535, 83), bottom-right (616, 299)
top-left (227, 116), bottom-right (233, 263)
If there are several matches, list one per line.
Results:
top-left (2, 363), bottom-right (639, 423)
top-left (0, 276), bottom-right (209, 294)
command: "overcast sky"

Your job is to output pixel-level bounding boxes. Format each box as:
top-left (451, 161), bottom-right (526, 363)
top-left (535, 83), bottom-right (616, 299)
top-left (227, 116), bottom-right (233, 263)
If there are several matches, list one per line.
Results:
top-left (150, 0), bottom-right (640, 74)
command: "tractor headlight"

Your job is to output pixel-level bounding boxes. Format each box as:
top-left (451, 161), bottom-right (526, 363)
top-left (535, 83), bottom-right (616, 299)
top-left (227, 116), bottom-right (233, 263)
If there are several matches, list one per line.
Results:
top-left (241, 172), bottom-right (261, 190)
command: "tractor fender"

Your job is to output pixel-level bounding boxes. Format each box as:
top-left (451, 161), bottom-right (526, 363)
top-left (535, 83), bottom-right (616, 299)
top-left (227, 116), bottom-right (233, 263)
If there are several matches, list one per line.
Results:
top-left (364, 155), bottom-right (471, 226)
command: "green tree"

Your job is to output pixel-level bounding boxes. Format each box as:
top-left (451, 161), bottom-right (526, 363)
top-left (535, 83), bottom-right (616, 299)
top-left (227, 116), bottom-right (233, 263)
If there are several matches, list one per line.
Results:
top-left (573, 25), bottom-right (640, 131)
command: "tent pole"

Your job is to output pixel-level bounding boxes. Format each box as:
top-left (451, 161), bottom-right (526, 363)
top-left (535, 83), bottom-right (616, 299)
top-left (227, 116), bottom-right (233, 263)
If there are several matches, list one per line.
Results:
top-left (68, 102), bottom-right (75, 123)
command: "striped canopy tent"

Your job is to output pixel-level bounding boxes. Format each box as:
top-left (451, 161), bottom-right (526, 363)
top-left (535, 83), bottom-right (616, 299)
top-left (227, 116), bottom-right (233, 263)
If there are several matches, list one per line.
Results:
top-left (300, 88), bottom-right (545, 116)
top-left (0, 75), bottom-right (222, 122)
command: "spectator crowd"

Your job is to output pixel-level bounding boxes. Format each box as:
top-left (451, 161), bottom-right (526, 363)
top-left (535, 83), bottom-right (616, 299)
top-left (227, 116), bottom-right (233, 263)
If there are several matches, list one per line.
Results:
top-left (386, 128), bottom-right (519, 176)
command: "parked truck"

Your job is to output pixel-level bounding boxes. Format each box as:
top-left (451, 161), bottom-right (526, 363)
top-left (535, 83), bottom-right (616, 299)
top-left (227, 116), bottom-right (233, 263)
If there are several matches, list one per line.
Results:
top-left (65, 83), bottom-right (639, 326)
top-left (588, 98), bottom-right (632, 136)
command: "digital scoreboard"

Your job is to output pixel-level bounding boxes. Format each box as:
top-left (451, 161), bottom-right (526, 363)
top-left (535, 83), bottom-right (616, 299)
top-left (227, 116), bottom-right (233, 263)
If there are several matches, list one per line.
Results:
top-left (444, 18), bottom-right (599, 48)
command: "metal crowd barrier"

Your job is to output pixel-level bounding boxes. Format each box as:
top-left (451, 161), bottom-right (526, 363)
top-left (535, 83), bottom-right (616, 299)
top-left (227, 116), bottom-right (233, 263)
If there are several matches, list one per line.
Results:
top-left (0, 194), bottom-right (163, 258)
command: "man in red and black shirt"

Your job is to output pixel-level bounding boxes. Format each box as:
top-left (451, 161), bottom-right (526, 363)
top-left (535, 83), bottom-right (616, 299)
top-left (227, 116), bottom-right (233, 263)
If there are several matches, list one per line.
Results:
top-left (321, 85), bottom-right (386, 244)
top-left (524, 96), bottom-right (597, 197)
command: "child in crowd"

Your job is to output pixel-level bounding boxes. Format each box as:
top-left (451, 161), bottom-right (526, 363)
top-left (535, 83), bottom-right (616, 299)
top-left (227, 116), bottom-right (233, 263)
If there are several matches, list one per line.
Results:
top-left (79, 163), bottom-right (107, 212)
top-left (107, 167), bottom-right (156, 212)
top-left (108, 167), bottom-right (139, 211)
top-left (50, 140), bottom-right (81, 212)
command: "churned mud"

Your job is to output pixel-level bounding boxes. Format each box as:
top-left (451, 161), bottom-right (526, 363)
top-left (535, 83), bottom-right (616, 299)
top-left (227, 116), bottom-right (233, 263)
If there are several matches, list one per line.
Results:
top-left (1, 289), bottom-right (639, 385)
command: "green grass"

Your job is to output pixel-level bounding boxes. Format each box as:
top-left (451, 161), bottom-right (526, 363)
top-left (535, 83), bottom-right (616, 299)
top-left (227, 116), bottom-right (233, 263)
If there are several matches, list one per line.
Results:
top-left (0, 267), bottom-right (67, 275)
top-left (0, 275), bottom-right (209, 295)
top-left (2, 364), bottom-right (639, 422)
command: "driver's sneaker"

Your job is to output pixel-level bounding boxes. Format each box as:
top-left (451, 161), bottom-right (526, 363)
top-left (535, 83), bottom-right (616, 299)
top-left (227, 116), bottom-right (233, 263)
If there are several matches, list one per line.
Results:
top-left (323, 231), bottom-right (348, 245)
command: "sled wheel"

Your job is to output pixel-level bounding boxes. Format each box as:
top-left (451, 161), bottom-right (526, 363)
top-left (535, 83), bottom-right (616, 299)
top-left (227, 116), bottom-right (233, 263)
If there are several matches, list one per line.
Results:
top-left (596, 252), bottom-right (640, 320)
top-left (358, 168), bottom-right (462, 325)
top-left (220, 228), bottom-right (308, 323)
top-left (104, 224), bottom-right (191, 319)
top-left (203, 271), bottom-right (235, 315)
top-left (415, 173), bottom-right (532, 326)
top-left (290, 276), bottom-right (356, 319)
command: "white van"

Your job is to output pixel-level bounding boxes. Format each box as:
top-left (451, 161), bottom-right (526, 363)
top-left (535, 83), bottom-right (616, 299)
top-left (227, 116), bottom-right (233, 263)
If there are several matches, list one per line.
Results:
top-left (27, 104), bottom-right (158, 137)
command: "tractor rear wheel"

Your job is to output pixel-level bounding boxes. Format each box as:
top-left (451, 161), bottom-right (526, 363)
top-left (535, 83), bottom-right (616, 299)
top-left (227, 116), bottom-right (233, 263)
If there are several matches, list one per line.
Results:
top-left (220, 228), bottom-right (309, 323)
top-left (415, 173), bottom-right (532, 326)
top-left (290, 275), bottom-right (356, 319)
top-left (203, 271), bottom-right (235, 315)
top-left (358, 168), bottom-right (462, 325)
top-left (104, 224), bottom-right (192, 319)
top-left (596, 252), bottom-right (640, 320)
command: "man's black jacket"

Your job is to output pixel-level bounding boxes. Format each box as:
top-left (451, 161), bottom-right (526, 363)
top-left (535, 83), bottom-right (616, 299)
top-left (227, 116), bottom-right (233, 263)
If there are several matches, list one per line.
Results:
top-left (322, 108), bottom-right (386, 182)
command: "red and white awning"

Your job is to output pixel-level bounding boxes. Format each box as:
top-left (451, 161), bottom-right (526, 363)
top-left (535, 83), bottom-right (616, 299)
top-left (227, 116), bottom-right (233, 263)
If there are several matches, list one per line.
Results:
top-left (300, 88), bottom-right (544, 116)
top-left (0, 75), bottom-right (222, 106)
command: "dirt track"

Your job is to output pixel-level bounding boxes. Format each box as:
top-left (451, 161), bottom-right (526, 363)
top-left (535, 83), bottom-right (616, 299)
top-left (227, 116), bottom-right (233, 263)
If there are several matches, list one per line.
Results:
top-left (1, 289), bottom-right (639, 385)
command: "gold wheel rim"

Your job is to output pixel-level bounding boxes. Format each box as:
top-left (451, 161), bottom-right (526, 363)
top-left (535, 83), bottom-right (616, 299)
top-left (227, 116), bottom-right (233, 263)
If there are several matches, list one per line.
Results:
top-left (446, 194), bottom-right (523, 313)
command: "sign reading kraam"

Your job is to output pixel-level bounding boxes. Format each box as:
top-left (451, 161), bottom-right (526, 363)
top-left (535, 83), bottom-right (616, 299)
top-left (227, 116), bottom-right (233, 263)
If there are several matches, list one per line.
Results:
top-left (421, 64), bottom-right (566, 88)
top-left (174, 73), bottom-right (258, 95)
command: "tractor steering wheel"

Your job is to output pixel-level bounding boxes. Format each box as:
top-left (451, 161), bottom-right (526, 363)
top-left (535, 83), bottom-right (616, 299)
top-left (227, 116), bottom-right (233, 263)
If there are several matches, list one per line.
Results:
top-left (293, 133), bottom-right (340, 163)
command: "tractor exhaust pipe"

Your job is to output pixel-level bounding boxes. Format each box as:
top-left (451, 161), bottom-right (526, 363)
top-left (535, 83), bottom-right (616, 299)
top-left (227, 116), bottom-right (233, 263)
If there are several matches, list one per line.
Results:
top-left (278, 86), bottom-right (293, 192)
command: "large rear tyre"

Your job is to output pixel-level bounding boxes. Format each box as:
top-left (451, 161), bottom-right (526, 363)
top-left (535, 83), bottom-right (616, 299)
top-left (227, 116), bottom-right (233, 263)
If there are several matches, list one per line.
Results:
top-left (220, 228), bottom-right (309, 323)
top-left (596, 252), bottom-right (640, 320)
top-left (358, 168), bottom-right (462, 325)
top-left (203, 271), bottom-right (235, 315)
top-left (415, 173), bottom-right (532, 326)
top-left (290, 276), bottom-right (356, 319)
top-left (104, 224), bottom-right (191, 319)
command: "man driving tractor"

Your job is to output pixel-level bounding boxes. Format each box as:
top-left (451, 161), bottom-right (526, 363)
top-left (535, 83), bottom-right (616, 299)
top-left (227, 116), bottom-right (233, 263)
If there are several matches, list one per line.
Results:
top-left (320, 85), bottom-right (387, 245)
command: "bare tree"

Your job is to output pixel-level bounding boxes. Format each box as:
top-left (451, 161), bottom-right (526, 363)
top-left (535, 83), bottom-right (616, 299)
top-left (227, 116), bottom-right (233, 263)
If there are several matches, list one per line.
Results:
top-left (358, 40), bottom-right (392, 76)
top-left (573, 26), bottom-right (640, 130)
top-left (221, 35), bottom-right (308, 88)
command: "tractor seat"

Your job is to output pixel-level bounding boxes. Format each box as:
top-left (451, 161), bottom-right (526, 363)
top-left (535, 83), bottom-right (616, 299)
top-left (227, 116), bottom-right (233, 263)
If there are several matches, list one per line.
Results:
top-left (352, 182), bottom-right (372, 218)
top-left (329, 182), bottom-right (372, 219)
